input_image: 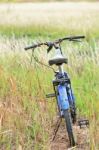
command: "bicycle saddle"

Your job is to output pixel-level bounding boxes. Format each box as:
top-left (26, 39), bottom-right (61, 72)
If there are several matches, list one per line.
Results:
top-left (49, 49), bottom-right (68, 66)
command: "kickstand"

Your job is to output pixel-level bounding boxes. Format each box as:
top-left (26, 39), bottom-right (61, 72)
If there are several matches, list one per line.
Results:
top-left (51, 117), bottom-right (62, 142)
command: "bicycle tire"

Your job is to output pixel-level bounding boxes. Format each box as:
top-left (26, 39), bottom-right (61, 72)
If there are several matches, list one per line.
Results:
top-left (63, 109), bottom-right (75, 147)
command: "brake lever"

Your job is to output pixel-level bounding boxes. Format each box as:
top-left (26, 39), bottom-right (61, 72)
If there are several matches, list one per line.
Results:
top-left (47, 45), bottom-right (53, 53)
top-left (46, 42), bottom-right (54, 53)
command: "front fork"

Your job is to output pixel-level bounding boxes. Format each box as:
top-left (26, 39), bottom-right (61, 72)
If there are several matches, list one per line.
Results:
top-left (57, 84), bottom-right (70, 111)
top-left (56, 83), bottom-right (76, 121)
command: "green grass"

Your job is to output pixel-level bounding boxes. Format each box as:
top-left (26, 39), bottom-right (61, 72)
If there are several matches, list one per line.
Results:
top-left (0, 53), bottom-right (54, 149)
top-left (0, 2), bottom-right (99, 149)
top-left (0, 24), bottom-right (99, 40)
top-left (0, 38), bottom-right (99, 149)
top-left (0, 2), bottom-right (99, 39)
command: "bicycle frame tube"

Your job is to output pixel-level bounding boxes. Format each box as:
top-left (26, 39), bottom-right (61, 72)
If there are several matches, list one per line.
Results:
top-left (56, 63), bottom-right (69, 110)
top-left (57, 84), bottom-right (70, 110)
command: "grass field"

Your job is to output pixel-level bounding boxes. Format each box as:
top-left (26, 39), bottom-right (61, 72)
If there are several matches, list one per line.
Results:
top-left (0, 2), bottom-right (99, 149)
top-left (0, 0), bottom-right (97, 2)
top-left (0, 2), bottom-right (99, 38)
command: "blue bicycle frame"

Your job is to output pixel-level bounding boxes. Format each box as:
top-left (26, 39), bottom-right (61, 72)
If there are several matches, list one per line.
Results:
top-left (53, 67), bottom-right (75, 117)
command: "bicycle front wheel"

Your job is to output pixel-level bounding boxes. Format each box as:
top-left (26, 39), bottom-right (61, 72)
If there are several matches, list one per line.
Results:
top-left (63, 109), bottom-right (75, 147)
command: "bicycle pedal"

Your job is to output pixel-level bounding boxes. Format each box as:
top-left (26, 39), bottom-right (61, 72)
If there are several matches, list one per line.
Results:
top-left (78, 119), bottom-right (89, 128)
top-left (46, 93), bottom-right (56, 98)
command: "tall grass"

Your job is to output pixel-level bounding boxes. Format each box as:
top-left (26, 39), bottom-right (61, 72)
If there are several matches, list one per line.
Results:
top-left (0, 49), bottom-right (53, 149)
top-left (0, 2), bottom-right (99, 149)
top-left (0, 36), bottom-right (99, 149)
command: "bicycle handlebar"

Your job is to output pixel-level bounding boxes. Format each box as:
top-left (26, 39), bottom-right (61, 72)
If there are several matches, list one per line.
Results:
top-left (24, 35), bottom-right (85, 51)
top-left (25, 43), bottom-right (45, 50)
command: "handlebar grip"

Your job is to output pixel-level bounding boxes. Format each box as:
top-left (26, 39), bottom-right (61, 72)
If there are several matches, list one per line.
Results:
top-left (59, 35), bottom-right (85, 43)
top-left (73, 35), bottom-right (85, 39)
top-left (24, 44), bottom-right (38, 50)
top-left (68, 36), bottom-right (85, 40)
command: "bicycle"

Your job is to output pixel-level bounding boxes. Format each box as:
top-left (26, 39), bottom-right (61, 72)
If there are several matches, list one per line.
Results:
top-left (25, 35), bottom-right (85, 147)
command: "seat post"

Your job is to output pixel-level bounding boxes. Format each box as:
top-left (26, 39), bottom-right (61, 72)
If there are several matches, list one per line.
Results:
top-left (58, 65), bottom-right (64, 74)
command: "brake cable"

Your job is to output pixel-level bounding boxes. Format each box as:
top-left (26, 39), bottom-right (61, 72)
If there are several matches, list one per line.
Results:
top-left (30, 49), bottom-right (55, 96)
top-left (30, 49), bottom-right (55, 72)
top-left (30, 49), bottom-right (34, 64)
